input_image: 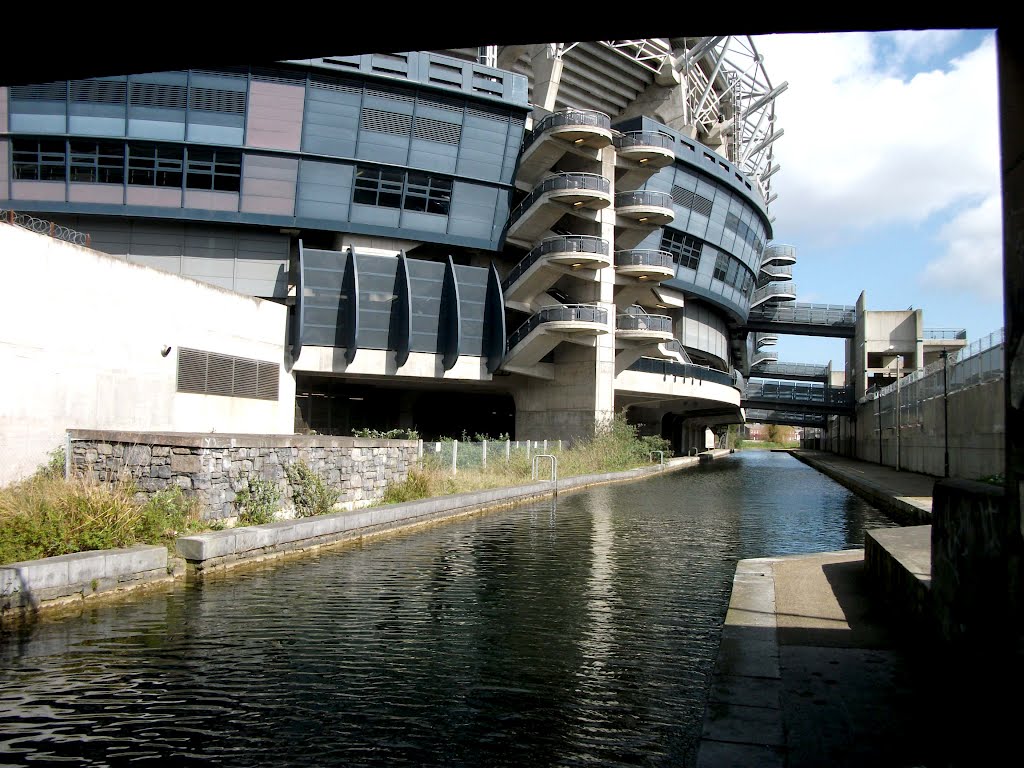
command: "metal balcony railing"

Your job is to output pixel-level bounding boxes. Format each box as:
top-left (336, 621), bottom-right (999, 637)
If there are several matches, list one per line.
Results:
top-left (750, 350), bottom-right (779, 368)
top-left (502, 235), bottom-right (610, 290)
top-left (761, 243), bottom-right (797, 264)
top-left (616, 312), bottom-right (672, 333)
top-left (746, 302), bottom-right (856, 327)
top-left (613, 131), bottom-right (675, 152)
top-left (627, 357), bottom-right (736, 388)
top-left (522, 109), bottom-right (611, 152)
top-left (508, 173), bottom-right (611, 227)
top-left (753, 361), bottom-right (830, 379)
top-left (507, 304), bottom-right (608, 350)
top-left (759, 263), bottom-right (793, 279)
top-left (751, 282), bottom-right (797, 305)
top-left (614, 249), bottom-right (674, 270)
top-left (615, 190), bottom-right (673, 209)
top-left (923, 328), bottom-right (968, 340)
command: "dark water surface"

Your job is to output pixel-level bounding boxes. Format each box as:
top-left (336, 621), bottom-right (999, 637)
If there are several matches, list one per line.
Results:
top-left (0, 451), bottom-right (897, 767)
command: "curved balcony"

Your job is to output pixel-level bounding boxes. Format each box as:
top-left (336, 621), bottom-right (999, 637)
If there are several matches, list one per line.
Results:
top-left (503, 236), bottom-right (611, 291)
top-left (759, 262), bottom-right (793, 281)
top-left (613, 131), bottom-right (675, 168)
top-left (750, 282), bottom-right (797, 308)
top-left (525, 109), bottom-right (613, 151)
top-left (761, 243), bottom-right (797, 266)
top-left (750, 350), bottom-right (779, 368)
top-left (615, 190), bottom-right (674, 226)
top-left (754, 331), bottom-right (778, 349)
top-left (507, 304), bottom-right (609, 351)
top-left (614, 249), bottom-right (675, 281)
top-left (506, 174), bottom-right (612, 245)
top-left (615, 311), bottom-right (673, 343)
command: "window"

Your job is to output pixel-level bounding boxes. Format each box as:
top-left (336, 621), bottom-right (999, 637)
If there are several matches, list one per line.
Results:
top-left (404, 172), bottom-right (452, 215)
top-left (354, 166), bottom-right (404, 208)
top-left (353, 166), bottom-right (452, 216)
top-left (69, 141), bottom-right (124, 184)
top-left (12, 139), bottom-right (66, 181)
top-left (661, 229), bottom-right (702, 271)
top-left (186, 147), bottom-right (241, 192)
top-left (128, 143), bottom-right (183, 187)
top-left (713, 252), bottom-right (729, 282)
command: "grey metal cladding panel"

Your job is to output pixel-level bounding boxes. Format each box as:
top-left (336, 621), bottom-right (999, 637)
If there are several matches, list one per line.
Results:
top-left (183, 255), bottom-right (234, 278)
top-left (355, 131), bottom-right (409, 165)
top-left (400, 210), bottom-right (447, 234)
top-left (362, 93), bottom-right (414, 114)
top-left (448, 182), bottom-right (497, 238)
top-left (356, 254), bottom-right (399, 349)
top-left (129, 254), bottom-right (183, 274)
top-left (454, 265), bottom-right (487, 356)
top-left (302, 89), bottom-right (360, 157)
top-left (187, 120), bottom-right (244, 146)
top-left (0, 141), bottom-right (7, 197)
top-left (236, 232), bottom-right (289, 260)
top-left (9, 111), bottom-right (66, 133)
top-left (297, 160), bottom-right (352, 222)
top-left (349, 204), bottom-right (400, 228)
top-left (408, 140), bottom-right (457, 174)
top-left (241, 154), bottom-right (298, 215)
top-left (0, 87), bottom-right (7, 131)
top-left (407, 260), bottom-right (445, 353)
top-left (68, 114), bottom-right (125, 136)
top-left (235, 272), bottom-right (288, 298)
top-left (246, 80), bottom-right (304, 151)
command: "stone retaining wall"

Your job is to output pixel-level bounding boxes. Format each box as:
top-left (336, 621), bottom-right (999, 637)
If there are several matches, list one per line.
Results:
top-left (68, 430), bottom-right (419, 520)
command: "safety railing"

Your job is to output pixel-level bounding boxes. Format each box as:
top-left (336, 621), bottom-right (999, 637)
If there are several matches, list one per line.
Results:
top-left (613, 130), bottom-right (675, 152)
top-left (745, 380), bottom-right (854, 407)
top-left (750, 282), bottom-right (797, 305)
top-left (616, 312), bottom-right (672, 333)
top-left (761, 243), bottom-right (797, 264)
top-left (923, 328), bottom-right (968, 340)
top-left (627, 357), bottom-right (736, 388)
top-left (2, 208), bottom-right (91, 247)
top-left (508, 173), bottom-right (611, 227)
top-left (751, 361), bottom-right (830, 379)
top-left (614, 249), bottom-right (674, 270)
top-left (502, 235), bottom-right (610, 290)
top-left (422, 439), bottom-right (564, 475)
top-left (507, 304), bottom-right (608, 350)
top-left (614, 189), bottom-right (673, 209)
top-left (745, 302), bottom-right (856, 327)
top-left (522, 108), bottom-right (611, 152)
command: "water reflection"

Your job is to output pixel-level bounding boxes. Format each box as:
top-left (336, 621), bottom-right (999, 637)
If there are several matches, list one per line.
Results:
top-left (0, 451), bottom-right (897, 767)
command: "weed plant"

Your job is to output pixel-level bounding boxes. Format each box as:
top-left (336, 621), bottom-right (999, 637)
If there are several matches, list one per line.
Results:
top-left (286, 461), bottom-right (339, 517)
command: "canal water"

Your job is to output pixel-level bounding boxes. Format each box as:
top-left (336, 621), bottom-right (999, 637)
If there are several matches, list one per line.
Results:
top-left (0, 451), bottom-right (897, 767)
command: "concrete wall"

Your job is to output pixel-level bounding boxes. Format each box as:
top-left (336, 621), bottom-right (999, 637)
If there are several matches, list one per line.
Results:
top-left (836, 377), bottom-right (1004, 480)
top-left (851, 291), bottom-right (925, 399)
top-left (68, 431), bottom-right (418, 520)
top-left (0, 224), bottom-right (295, 485)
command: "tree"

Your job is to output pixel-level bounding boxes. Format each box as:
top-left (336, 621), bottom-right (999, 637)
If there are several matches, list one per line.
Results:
top-left (766, 423), bottom-right (780, 443)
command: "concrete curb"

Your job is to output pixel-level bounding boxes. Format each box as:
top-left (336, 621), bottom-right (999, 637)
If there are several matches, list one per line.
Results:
top-left (1, 545), bottom-right (171, 622)
top-left (176, 450), bottom-right (732, 573)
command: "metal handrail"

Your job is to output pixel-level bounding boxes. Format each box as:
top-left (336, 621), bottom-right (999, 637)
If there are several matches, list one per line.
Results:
top-left (523, 109), bottom-right (611, 152)
top-left (615, 190), bottom-right (673, 208)
top-left (502, 235), bottom-right (610, 290)
top-left (614, 249), bottom-right (674, 269)
top-left (649, 450), bottom-right (664, 465)
top-left (761, 243), bottom-right (797, 263)
top-left (750, 351), bottom-right (779, 367)
top-left (744, 380), bottom-right (854, 407)
top-left (532, 454), bottom-right (558, 483)
top-left (746, 302), bottom-right (854, 326)
top-left (752, 361), bottom-right (830, 379)
top-left (614, 131), bottom-right (675, 151)
top-left (750, 282), bottom-right (797, 304)
top-left (627, 357), bottom-right (735, 388)
top-left (507, 304), bottom-right (608, 350)
top-left (923, 328), bottom-right (968, 340)
top-left (616, 313), bottom-right (672, 332)
top-left (509, 173), bottom-right (611, 226)
top-left (758, 263), bottom-right (793, 279)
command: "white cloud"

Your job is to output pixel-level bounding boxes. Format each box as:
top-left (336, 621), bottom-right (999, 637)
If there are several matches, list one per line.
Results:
top-left (921, 193), bottom-right (1004, 301)
top-left (752, 31), bottom-right (1000, 245)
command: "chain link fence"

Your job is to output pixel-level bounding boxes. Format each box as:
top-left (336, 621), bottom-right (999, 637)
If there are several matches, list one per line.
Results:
top-left (420, 439), bottom-right (564, 475)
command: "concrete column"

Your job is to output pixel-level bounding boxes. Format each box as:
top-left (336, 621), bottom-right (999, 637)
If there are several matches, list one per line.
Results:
top-left (529, 44), bottom-right (564, 114)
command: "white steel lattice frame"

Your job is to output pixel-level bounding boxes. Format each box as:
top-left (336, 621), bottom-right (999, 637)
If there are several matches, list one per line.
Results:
top-left (597, 37), bottom-right (785, 204)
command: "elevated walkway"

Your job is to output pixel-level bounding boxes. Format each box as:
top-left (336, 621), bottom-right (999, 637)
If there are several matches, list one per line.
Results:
top-left (742, 380), bottom-right (854, 416)
top-left (749, 361), bottom-right (829, 382)
top-left (740, 302), bottom-right (857, 338)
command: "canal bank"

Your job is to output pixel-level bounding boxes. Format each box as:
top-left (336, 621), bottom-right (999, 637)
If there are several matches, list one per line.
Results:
top-left (698, 449), bottom-right (1016, 767)
top-left (2, 450), bottom-right (732, 621)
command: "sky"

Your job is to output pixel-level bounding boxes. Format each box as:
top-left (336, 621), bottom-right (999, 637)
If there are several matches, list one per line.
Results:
top-left (749, 29), bottom-right (1002, 369)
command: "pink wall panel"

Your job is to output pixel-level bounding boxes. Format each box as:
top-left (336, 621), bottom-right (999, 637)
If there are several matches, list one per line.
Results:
top-left (245, 81), bottom-right (304, 151)
top-left (69, 184), bottom-right (125, 205)
top-left (12, 181), bottom-right (66, 202)
top-left (126, 186), bottom-right (182, 208)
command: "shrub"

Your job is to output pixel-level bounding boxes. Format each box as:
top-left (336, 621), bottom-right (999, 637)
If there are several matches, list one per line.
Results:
top-left (352, 428), bottom-right (420, 440)
top-left (380, 469), bottom-right (434, 504)
top-left (235, 477), bottom-right (280, 526)
top-left (286, 461), bottom-right (340, 517)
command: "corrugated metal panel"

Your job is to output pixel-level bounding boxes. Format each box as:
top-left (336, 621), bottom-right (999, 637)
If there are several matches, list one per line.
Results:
top-left (303, 84), bottom-right (361, 158)
top-left (240, 154), bottom-right (298, 216)
top-left (246, 79), bottom-right (304, 151)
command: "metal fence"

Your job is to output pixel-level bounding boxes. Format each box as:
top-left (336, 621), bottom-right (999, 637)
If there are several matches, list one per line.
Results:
top-left (865, 328), bottom-right (1005, 429)
top-left (420, 439), bottom-right (564, 474)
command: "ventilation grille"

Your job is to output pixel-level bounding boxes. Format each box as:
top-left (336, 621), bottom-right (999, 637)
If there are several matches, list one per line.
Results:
top-left (309, 76), bottom-right (361, 94)
top-left (251, 67), bottom-right (305, 85)
top-left (189, 86), bottom-right (246, 114)
top-left (365, 87), bottom-right (414, 104)
top-left (413, 116), bottom-right (461, 145)
top-left (70, 79), bottom-right (126, 105)
top-left (418, 96), bottom-right (463, 115)
top-left (129, 81), bottom-right (187, 110)
top-left (671, 186), bottom-right (714, 217)
top-left (361, 107), bottom-right (412, 136)
top-left (176, 348), bottom-right (279, 400)
top-left (10, 82), bottom-right (66, 100)
top-left (465, 106), bottom-right (509, 122)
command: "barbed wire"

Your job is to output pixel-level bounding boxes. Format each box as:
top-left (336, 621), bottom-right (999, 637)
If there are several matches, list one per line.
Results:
top-left (0, 208), bottom-right (91, 247)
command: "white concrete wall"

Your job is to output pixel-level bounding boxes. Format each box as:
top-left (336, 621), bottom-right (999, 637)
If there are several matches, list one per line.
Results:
top-left (0, 224), bottom-right (294, 485)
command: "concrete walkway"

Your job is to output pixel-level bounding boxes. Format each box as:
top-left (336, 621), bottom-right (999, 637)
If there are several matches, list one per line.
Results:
top-left (696, 450), bottom-right (1014, 767)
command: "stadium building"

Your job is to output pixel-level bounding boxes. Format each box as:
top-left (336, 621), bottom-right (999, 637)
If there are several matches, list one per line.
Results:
top-left (0, 38), bottom-right (792, 458)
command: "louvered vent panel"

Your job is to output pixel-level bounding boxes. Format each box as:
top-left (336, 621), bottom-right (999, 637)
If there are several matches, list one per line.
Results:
top-left (233, 358), bottom-right (259, 398)
top-left (465, 106), bottom-right (508, 122)
top-left (206, 353), bottom-right (235, 396)
top-left (428, 62), bottom-right (463, 86)
top-left (365, 88), bottom-right (414, 103)
top-left (671, 186), bottom-right (714, 217)
top-left (371, 53), bottom-right (408, 74)
top-left (70, 79), bottom-right (126, 105)
top-left (310, 76), bottom-right (361, 94)
top-left (323, 56), bottom-right (361, 69)
top-left (418, 97), bottom-right (462, 114)
top-left (176, 348), bottom-right (208, 394)
top-left (189, 86), bottom-right (246, 114)
top-left (129, 81), bottom-right (187, 109)
top-left (360, 107), bottom-right (411, 136)
top-left (257, 362), bottom-right (279, 400)
top-left (10, 82), bottom-right (66, 100)
top-left (413, 116), bottom-right (461, 145)
top-left (251, 68), bottom-right (305, 85)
